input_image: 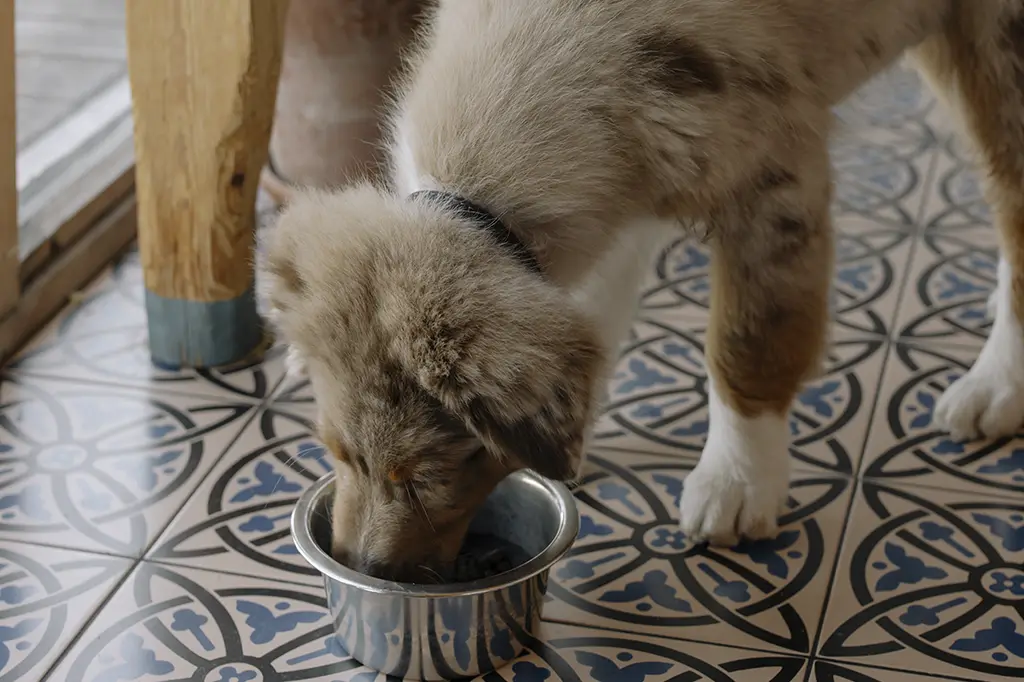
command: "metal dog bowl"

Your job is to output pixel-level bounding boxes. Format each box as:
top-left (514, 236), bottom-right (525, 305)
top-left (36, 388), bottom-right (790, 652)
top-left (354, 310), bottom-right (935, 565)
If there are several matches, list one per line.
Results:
top-left (291, 471), bottom-right (579, 680)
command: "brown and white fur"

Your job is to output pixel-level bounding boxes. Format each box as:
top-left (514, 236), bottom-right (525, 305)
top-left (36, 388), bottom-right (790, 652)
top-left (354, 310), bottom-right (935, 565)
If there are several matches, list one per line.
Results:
top-left (261, 0), bottom-right (1024, 581)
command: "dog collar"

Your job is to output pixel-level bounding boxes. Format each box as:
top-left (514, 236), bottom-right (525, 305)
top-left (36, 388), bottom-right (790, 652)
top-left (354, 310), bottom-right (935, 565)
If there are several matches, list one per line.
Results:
top-left (410, 190), bottom-right (542, 275)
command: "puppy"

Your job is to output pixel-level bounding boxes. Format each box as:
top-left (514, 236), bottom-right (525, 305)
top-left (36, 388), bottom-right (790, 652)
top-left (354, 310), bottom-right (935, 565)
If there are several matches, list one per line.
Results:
top-left (262, 0), bottom-right (1024, 581)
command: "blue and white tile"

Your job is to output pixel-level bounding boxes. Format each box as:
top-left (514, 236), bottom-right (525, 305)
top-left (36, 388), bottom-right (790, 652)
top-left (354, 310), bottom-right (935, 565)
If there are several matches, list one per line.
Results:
top-left (811, 660), bottom-right (975, 682)
top-left (594, 314), bottom-right (886, 477)
top-left (896, 135), bottom-right (997, 349)
top-left (919, 134), bottom-right (992, 234)
top-left (894, 225), bottom-right (996, 350)
top-left (642, 216), bottom-right (916, 339)
top-left (0, 541), bottom-right (128, 682)
top-left (830, 67), bottom-right (939, 232)
top-left (834, 64), bottom-right (939, 144)
top-left (146, 401), bottom-right (326, 585)
top-left (46, 562), bottom-right (364, 682)
top-left (50, 562), bottom-right (810, 682)
top-left (543, 449), bottom-right (851, 654)
top-left (861, 342), bottom-right (1024, 498)
top-left (11, 249), bottom-right (290, 404)
top-left (818, 481), bottom-right (1024, 680)
top-left (482, 622), bottom-right (808, 682)
top-left (0, 374), bottom-right (253, 556)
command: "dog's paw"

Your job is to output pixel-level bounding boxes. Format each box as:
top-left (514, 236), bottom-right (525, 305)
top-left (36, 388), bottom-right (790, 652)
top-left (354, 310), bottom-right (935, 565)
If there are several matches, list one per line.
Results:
top-left (935, 361), bottom-right (1024, 441)
top-left (679, 444), bottom-right (790, 547)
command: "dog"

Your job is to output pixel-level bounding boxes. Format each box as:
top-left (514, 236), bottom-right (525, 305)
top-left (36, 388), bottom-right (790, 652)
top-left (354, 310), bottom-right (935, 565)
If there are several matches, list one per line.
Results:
top-left (261, 0), bottom-right (1024, 582)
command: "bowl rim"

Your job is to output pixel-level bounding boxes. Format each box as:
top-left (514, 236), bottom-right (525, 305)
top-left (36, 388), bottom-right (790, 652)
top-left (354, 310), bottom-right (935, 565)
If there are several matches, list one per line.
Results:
top-left (290, 470), bottom-right (580, 597)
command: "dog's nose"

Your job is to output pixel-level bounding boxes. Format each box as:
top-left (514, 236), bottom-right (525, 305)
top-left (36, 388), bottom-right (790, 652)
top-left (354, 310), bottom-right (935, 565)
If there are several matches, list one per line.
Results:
top-left (357, 558), bottom-right (408, 582)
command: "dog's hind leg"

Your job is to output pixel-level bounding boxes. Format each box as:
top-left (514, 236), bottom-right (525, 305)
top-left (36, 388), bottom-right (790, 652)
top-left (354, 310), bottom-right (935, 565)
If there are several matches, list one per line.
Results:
top-left (678, 133), bottom-right (833, 546)
top-left (911, 3), bottom-right (1024, 440)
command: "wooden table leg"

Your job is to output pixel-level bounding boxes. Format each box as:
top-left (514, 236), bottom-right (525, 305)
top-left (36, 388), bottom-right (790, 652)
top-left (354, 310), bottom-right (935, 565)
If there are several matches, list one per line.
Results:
top-left (126, 0), bottom-right (288, 368)
top-left (0, 2), bottom-right (18, 320)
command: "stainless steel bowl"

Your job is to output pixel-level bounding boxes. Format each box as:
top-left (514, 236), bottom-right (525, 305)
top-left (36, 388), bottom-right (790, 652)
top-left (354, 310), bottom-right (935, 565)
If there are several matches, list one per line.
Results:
top-left (291, 471), bottom-right (579, 680)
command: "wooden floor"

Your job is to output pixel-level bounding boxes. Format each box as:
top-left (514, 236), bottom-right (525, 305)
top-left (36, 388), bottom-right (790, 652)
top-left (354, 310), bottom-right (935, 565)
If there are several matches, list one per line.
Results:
top-left (14, 0), bottom-right (126, 151)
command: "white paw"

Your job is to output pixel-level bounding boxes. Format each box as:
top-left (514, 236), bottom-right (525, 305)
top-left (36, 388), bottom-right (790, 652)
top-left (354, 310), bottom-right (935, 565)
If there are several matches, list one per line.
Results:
top-left (679, 453), bottom-right (790, 546)
top-left (935, 257), bottom-right (1024, 441)
top-left (935, 366), bottom-right (1024, 441)
top-left (679, 383), bottom-right (791, 547)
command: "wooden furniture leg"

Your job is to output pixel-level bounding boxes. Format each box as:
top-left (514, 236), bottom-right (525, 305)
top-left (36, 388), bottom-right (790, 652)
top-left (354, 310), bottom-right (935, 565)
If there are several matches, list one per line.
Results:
top-left (126, 0), bottom-right (288, 368)
top-left (0, 2), bottom-right (17, 319)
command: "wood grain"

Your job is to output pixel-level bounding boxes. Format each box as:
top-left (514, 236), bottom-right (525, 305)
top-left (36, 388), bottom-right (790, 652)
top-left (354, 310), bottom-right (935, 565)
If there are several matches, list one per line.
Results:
top-left (0, 2), bottom-right (18, 318)
top-left (127, 0), bottom-right (287, 304)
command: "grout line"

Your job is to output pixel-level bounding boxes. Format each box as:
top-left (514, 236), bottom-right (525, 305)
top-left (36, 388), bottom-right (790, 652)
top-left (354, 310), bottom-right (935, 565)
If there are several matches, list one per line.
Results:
top-left (5, 367), bottom-right (278, 407)
top-left (138, 375), bottom-right (290, 561)
top-left (36, 373), bottom-right (286, 682)
top-left (136, 555), bottom-right (322, 591)
top-left (38, 562), bottom-right (138, 681)
top-left (810, 655), bottom-right (1003, 682)
top-left (860, 473), bottom-right (1024, 504)
top-left (0, 536), bottom-right (135, 561)
top-left (541, 614), bottom-right (812, 660)
top-left (806, 142), bottom-right (943, 659)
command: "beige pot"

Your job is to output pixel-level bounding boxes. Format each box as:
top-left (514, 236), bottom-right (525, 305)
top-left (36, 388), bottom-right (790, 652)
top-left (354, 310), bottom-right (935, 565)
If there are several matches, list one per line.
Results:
top-left (265, 0), bottom-right (423, 200)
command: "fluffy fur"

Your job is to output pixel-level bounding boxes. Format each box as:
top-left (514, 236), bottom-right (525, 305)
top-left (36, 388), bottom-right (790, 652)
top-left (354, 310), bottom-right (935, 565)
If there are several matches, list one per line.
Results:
top-left (261, 0), bottom-right (1024, 581)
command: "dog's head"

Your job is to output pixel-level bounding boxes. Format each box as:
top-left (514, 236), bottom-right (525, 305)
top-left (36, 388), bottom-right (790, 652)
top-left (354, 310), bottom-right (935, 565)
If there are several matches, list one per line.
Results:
top-left (261, 183), bottom-right (603, 582)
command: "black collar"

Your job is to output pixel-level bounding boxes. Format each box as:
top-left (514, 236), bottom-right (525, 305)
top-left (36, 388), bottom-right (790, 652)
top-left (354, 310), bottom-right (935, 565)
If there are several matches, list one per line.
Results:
top-left (409, 190), bottom-right (542, 275)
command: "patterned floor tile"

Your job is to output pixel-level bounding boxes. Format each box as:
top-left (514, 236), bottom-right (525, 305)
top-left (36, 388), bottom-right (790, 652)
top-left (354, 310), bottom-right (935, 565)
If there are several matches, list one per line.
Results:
top-left (491, 622), bottom-right (808, 682)
top-left (818, 481), bottom-right (1024, 680)
top-left (811, 659), bottom-right (978, 682)
top-left (834, 63), bottom-right (939, 146)
top-left (594, 312), bottom-right (886, 476)
top-left (640, 215), bottom-right (916, 339)
top-left (895, 132), bottom-right (999, 349)
top-left (0, 542), bottom-right (129, 682)
top-left (861, 342), bottom-right (1024, 498)
top-left (47, 559), bottom-right (810, 682)
top-left (147, 400), bottom-right (326, 585)
top-left (12, 241), bottom-right (288, 404)
top-left (830, 74), bottom-right (938, 232)
top-left (894, 224), bottom-right (996, 350)
top-left (45, 561), bottom-right (360, 682)
top-left (920, 135), bottom-right (992, 235)
top-left (0, 375), bottom-right (254, 556)
top-left (543, 449), bottom-right (851, 655)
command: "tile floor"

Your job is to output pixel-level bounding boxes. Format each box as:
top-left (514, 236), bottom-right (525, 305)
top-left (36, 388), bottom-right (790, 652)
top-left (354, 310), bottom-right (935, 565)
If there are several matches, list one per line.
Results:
top-left (2, 66), bottom-right (1022, 682)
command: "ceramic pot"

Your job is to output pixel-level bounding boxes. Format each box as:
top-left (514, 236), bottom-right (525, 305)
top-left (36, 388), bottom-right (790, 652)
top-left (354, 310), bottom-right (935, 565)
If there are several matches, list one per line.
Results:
top-left (266, 0), bottom-right (423, 199)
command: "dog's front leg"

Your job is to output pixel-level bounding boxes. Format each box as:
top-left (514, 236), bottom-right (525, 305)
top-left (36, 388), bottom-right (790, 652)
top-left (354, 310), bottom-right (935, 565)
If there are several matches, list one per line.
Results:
top-left (679, 139), bottom-right (833, 546)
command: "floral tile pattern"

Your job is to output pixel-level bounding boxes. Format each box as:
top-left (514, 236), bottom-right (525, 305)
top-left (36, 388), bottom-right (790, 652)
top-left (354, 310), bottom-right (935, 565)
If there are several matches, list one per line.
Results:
top-left (593, 313), bottom-right (886, 477)
top-left (0, 375), bottom-right (255, 556)
top-left (2, 64), bottom-right (1023, 681)
top-left (544, 450), bottom-right (851, 654)
top-left (819, 482), bottom-right (1024, 680)
top-left (0, 542), bottom-right (128, 682)
top-left (861, 343), bottom-right (1024, 499)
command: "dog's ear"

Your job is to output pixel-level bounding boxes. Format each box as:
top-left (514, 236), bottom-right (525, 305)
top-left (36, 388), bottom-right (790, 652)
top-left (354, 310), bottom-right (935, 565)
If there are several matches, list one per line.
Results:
top-left (456, 333), bottom-right (601, 481)
top-left (399, 287), bottom-right (604, 482)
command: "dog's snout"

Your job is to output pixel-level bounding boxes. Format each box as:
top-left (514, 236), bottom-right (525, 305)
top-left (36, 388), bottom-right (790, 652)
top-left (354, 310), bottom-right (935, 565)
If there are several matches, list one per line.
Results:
top-left (356, 557), bottom-right (448, 584)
